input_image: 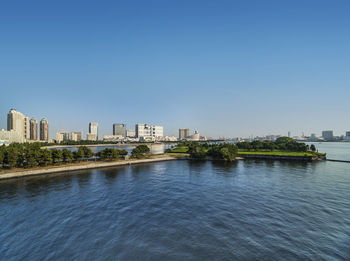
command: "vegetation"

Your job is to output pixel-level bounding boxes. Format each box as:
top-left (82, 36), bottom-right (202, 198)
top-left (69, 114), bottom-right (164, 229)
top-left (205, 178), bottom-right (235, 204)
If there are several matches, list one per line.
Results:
top-left (0, 143), bottom-right (96, 170)
top-left (131, 145), bottom-right (150, 158)
top-left (167, 137), bottom-right (323, 160)
top-left (97, 148), bottom-right (128, 161)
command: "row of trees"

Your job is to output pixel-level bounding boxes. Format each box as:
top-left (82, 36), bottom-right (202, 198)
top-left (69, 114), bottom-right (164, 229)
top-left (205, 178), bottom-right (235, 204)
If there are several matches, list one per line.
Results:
top-left (236, 137), bottom-right (316, 152)
top-left (187, 143), bottom-right (238, 161)
top-left (0, 143), bottom-right (150, 169)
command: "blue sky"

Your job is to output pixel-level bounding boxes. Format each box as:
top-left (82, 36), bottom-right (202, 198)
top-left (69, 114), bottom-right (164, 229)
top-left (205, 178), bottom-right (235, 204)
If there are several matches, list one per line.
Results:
top-left (1, 0), bottom-right (349, 138)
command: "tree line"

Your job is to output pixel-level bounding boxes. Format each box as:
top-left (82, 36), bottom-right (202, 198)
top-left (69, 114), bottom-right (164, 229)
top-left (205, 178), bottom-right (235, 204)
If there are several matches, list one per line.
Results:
top-left (236, 137), bottom-right (316, 152)
top-left (0, 143), bottom-right (151, 169)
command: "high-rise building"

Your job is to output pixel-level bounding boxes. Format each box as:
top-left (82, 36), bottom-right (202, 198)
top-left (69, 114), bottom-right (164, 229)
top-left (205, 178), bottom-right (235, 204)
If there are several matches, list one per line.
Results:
top-left (71, 132), bottom-right (82, 142)
top-left (30, 118), bottom-right (38, 140)
top-left (7, 109), bottom-right (25, 138)
top-left (113, 123), bottom-right (126, 137)
top-left (135, 124), bottom-right (163, 138)
top-left (346, 131), bottom-right (350, 137)
top-left (179, 128), bottom-right (190, 140)
top-left (322, 130), bottom-right (333, 141)
top-left (288, 131), bottom-right (291, 138)
top-left (86, 133), bottom-right (97, 141)
top-left (89, 122), bottom-right (98, 140)
top-left (24, 116), bottom-right (30, 140)
top-left (40, 118), bottom-right (49, 141)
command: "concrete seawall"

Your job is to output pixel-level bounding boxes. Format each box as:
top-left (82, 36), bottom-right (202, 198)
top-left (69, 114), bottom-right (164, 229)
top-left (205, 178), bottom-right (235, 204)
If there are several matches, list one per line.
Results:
top-left (239, 154), bottom-right (321, 161)
top-left (0, 157), bottom-right (178, 181)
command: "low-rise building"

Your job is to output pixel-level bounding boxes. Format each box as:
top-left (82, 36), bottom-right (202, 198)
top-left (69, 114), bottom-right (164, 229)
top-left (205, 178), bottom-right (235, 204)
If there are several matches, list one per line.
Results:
top-left (103, 135), bottom-right (124, 142)
top-left (71, 132), bottom-right (82, 142)
top-left (322, 130), bottom-right (334, 141)
top-left (0, 129), bottom-right (25, 145)
top-left (86, 133), bottom-right (97, 141)
top-left (127, 129), bottom-right (136, 138)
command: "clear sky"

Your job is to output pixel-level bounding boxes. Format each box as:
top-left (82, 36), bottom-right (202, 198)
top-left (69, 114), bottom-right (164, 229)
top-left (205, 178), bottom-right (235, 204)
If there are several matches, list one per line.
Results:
top-left (1, 0), bottom-right (349, 138)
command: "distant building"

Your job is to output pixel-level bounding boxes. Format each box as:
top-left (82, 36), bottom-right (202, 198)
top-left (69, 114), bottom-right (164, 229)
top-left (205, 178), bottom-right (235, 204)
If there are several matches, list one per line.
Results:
top-left (0, 129), bottom-right (25, 144)
top-left (152, 125), bottom-right (163, 137)
top-left (71, 132), bottom-right (82, 142)
top-left (89, 122), bottom-right (98, 140)
top-left (86, 133), bottom-right (97, 141)
top-left (179, 128), bottom-right (190, 140)
top-left (103, 135), bottom-right (124, 142)
top-left (135, 124), bottom-right (163, 139)
top-left (30, 118), bottom-right (38, 140)
top-left (187, 131), bottom-right (200, 141)
top-left (288, 131), bottom-right (291, 138)
top-left (310, 133), bottom-right (317, 141)
top-left (322, 130), bottom-right (334, 141)
top-left (113, 124), bottom-right (126, 137)
top-left (127, 129), bottom-right (136, 138)
top-left (344, 131), bottom-right (350, 142)
top-left (40, 118), bottom-right (49, 141)
top-left (24, 116), bottom-right (30, 140)
top-left (7, 109), bottom-right (25, 138)
top-left (56, 132), bottom-right (69, 143)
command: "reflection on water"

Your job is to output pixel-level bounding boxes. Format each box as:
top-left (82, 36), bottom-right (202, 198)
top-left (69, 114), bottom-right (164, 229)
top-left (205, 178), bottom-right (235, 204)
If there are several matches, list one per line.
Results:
top-left (0, 159), bottom-right (350, 260)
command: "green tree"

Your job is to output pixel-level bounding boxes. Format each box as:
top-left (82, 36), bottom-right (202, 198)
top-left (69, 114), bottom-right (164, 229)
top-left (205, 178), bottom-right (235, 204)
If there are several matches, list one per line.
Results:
top-left (0, 146), bottom-right (5, 168)
top-left (51, 149), bottom-right (63, 164)
top-left (131, 145), bottom-right (150, 158)
top-left (62, 149), bottom-right (73, 163)
top-left (310, 144), bottom-right (316, 152)
top-left (81, 146), bottom-right (93, 160)
top-left (38, 149), bottom-right (52, 166)
top-left (4, 146), bottom-right (19, 169)
top-left (23, 146), bottom-right (39, 168)
top-left (74, 148), bottom-right (84, 162)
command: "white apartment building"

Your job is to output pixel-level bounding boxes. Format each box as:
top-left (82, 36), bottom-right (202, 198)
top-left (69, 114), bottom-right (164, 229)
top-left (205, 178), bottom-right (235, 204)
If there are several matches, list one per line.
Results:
top-left (136, 124), bottom-right (163, 139)
top-left (7, 109), bottom-right (26, 138)
top-left (71, 132), bottom-right (82, 142)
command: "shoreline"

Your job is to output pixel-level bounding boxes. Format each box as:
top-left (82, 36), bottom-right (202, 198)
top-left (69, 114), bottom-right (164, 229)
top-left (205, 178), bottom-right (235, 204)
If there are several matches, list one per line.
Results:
top-left (0, 156), bottom-right (178, 181)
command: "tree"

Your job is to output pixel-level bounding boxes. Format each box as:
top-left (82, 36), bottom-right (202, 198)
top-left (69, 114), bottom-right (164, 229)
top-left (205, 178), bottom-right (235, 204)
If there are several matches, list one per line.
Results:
top-left (81, 146), bottom-right (93, 160)
top-left (51, 149), bottom-right (63, 164)
top-left (0, 146), bottom-right (5, 168)
top-left (23, 146), bottom-right (39, 168)
top-left (310, 144), bottom-right (316, 152)
top-left (38, 149), bottom-right (52, 166)
top-left (188, 145), bottom-right (206, 159)
top-left (131, 145), bottom-right (150, 158)
top-left (73, 148), bottom-right (84, 162)
top-left (4, 146), bottom-right (19, 169)
top-left (62, 149), bottom-right (73, 163)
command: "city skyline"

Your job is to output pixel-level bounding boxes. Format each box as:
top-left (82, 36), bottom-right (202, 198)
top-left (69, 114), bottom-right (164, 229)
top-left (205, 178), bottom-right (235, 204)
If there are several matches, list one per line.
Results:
top-left (1, 1), bottom-right (350, 138)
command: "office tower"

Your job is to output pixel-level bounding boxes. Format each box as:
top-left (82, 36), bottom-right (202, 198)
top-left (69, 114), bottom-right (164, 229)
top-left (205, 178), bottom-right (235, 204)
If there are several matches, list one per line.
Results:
top-left (89, 122), bottom-right (98, 139)
top-left (40, 118), bottom-right (49, 141)
top-left (113, 123), bottom-right (126, 137)
top-left (322, 130), bottom-right (333, 141)
top-left (288, 131), bottom-right (291, 138)
top-left (7, 109), bottom-right (25, 138)
top-left (71, 132), bottom-right (82, 142)
top-left (179, 128), bottom-right (190, 140)
top-left (30, 118), bottom-right (38, 140)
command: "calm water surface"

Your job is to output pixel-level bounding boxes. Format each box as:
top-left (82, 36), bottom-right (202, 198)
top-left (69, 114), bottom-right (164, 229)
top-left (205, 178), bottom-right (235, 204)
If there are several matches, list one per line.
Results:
top-left (1, 147), bottom-right (350, 260)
